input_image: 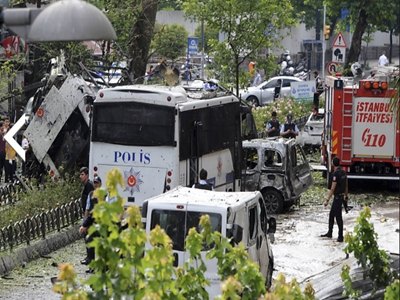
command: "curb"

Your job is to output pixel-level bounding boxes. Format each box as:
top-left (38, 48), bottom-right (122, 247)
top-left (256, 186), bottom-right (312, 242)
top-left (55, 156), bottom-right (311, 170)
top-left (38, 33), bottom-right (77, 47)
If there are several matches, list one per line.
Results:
top-left (0, 224), bottom-right (81, 276)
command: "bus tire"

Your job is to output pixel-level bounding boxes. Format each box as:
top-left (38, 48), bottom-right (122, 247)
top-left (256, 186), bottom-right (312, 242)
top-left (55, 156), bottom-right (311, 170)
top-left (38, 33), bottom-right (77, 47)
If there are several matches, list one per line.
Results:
top-left (262, 189), bottom-right (284, 214)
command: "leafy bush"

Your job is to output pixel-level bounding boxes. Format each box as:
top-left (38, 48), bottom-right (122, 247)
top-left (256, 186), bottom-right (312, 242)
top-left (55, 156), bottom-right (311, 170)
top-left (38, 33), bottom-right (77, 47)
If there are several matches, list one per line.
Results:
top-left (341, 207), bottom-right (398, 298)
top-left (251, 98), bottom-right (314, 132)
top-left (385, 279), bottom-right (400, 300)
top-left (0, 174), bottom-right (81, 228)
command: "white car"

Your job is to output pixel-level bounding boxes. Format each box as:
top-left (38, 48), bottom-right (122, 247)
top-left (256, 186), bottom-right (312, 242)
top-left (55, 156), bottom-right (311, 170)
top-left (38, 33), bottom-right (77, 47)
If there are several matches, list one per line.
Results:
top-left (298, 108), bottom-right (325, 147)
top-left (240, 76), bottom-right (303, 106)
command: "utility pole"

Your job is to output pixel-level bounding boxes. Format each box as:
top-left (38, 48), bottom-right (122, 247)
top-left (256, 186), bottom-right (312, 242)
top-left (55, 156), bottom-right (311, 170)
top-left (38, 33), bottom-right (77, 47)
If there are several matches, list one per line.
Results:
top-left (201, 20), bottom-right (205, 79)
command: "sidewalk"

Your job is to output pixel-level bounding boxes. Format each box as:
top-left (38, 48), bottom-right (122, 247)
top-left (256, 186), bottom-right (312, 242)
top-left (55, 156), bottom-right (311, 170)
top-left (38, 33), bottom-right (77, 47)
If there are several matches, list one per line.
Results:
top-left (363, 57), bottom-right (399, 70)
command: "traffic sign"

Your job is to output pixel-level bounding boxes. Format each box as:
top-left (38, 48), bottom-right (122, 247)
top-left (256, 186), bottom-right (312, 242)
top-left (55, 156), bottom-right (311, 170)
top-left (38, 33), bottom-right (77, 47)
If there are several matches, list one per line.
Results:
top-left (187, 37), bottom-right (198, 55)
top-left (326, 62), bottom-right (339, 75)
top-left (332, 32), bottom-right (346, 48)
top-left (332, 47), bottom-right (346, 63)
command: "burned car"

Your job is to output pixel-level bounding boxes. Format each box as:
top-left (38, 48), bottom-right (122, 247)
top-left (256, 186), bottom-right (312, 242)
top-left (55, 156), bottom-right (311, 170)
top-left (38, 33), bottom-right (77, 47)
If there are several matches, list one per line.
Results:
top-left (242, 137), bottom-right (313, 214)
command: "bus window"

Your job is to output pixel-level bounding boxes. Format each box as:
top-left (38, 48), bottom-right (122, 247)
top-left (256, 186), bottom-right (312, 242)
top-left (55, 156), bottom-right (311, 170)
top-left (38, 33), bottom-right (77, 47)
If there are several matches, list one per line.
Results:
top-left (92, 102), bottom-right (175, 146)
top-left (179, 103), bottom-right (239, 160)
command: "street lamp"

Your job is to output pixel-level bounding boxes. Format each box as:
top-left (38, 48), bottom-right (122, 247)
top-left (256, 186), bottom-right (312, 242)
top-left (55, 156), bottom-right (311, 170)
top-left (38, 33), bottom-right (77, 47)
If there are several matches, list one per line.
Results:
top-left (1, 0), bottom-right (116, 42)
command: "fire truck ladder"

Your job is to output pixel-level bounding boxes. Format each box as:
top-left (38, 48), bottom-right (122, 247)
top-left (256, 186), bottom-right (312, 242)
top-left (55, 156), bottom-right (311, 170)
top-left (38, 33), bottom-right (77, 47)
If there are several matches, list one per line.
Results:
top-left (341, 88), bottom-right (354, 164)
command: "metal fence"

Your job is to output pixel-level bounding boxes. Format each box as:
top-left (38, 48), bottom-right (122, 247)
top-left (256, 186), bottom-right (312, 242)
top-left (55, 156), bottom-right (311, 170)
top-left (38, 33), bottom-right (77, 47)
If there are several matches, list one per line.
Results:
top-left (0, 199), bottom-right (82, 251)
top-left (0, 182), bottom-right (22, 206)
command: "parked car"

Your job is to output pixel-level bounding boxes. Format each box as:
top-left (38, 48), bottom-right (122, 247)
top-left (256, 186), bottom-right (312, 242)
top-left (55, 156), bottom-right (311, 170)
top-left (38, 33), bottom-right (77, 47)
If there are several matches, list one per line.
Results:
top-left (242, 137), bottom-right (313, 214)
top-left (240, 76), bottom-right (303, 106)
top-left (298, 108), bottom-right (325, 148)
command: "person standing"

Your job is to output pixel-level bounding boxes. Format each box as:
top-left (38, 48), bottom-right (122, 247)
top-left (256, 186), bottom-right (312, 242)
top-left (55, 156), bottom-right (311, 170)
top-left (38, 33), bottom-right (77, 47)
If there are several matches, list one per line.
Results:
top-left (79, 167), bottom-right (94, 214)
top-left (265, 111), bottom-right (280, 137)
top-left (80, 175), bottom-right (102, 270)
top-left (0, 122), bottom-right (5, 182)
top-left (378, 51), bottom-right (389, 66)
top-left (280, 113), bottom-right (299, 139)
top-left (273, 79), bottom-right (282, 100)
top-left (5, 140), bottom-right (16, 183)
top-left (313, 71), bottom-right (323, 108)
top-left (0, 117), bottom-right (10, 182)
top-left (192, 168), bottom-right (213, 190)
top-left (252, 69), bottom-right (262, 86)
top-left (321, 157), bottom-right (348, 242)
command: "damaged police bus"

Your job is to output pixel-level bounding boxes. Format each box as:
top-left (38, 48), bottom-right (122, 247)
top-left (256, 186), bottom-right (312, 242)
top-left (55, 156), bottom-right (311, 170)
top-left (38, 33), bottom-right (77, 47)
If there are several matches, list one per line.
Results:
top-left (89, 81), bottom-right (256, 206)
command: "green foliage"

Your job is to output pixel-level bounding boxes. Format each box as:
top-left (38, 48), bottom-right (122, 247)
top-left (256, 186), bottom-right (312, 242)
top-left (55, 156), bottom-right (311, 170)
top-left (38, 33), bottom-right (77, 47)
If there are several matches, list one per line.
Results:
top-left (385, 279), bottom-right (400, 300)
top-left (54, 168), bottom-right (315, 299)
top-left (343, 207), bottom-right (396, 294)
top-left (0, 174), bottom-right (81, 228)
top-left (263, 273), bottom-right (315, 300)
top-left (194, 24), bottom-right (219, 54)
top-left (32, 42), bottom-right (94, 75)
top-left (251, 98), bottom-right (314, 132)
top-left (182, 0), bottom-right (296, 95)
top-left (151, 23), bottom-right (188, 61)
top-left (341, 264), bottom-right (362, 299)
top-left (0, 57), bottom-right (24, 102)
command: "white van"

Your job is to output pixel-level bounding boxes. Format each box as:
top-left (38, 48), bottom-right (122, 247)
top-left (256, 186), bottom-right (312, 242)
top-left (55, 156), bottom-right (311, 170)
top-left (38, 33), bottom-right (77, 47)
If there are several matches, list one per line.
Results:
top-left (141, 186), bottom-right (276, 297)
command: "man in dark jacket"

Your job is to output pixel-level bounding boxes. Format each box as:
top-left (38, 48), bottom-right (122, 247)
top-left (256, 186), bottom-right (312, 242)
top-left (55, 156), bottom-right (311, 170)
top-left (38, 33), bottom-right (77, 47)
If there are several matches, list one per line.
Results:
top-left (321, 157), bottom-right (348, 242)
top-left (192, 169), bottom-right (213, 190)
top-left (79, 175), bottom-right (101, 271)
top-left (79, 167), bottom-right (94, 213)
top-left (280, 113), bottom-right (299, 139)
top-left (266, 111), bottom-right (281, 137)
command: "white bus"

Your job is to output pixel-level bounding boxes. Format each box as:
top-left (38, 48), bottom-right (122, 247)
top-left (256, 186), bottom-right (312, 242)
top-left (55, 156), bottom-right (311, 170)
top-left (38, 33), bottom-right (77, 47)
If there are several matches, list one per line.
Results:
top-left (89, 83), bottom-right (255, 206)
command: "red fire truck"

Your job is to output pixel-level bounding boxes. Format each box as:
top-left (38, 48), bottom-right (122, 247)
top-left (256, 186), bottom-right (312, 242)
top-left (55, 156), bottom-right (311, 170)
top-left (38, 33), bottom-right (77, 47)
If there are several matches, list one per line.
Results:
top-left (321, 75), bottom-right (399, 184)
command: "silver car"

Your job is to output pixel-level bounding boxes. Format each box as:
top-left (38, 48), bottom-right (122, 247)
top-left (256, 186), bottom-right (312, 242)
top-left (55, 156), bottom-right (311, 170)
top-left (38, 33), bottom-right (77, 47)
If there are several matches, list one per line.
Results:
top-left (241, 76), bottom-right (303, 106)
top-left (298, 108), bottom-right (325, 147)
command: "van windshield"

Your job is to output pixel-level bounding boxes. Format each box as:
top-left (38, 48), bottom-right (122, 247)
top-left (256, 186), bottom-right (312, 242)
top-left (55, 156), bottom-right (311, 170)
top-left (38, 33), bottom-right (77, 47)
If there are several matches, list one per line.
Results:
top-left (150, 209), bottom-right (222, 251)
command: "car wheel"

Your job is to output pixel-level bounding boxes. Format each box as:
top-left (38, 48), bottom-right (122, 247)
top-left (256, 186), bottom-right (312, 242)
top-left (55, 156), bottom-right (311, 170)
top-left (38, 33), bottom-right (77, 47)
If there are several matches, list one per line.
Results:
top-left (246, 96), bottom-right (259, 107)
top-left (262, 189), bottom-right (284, 214)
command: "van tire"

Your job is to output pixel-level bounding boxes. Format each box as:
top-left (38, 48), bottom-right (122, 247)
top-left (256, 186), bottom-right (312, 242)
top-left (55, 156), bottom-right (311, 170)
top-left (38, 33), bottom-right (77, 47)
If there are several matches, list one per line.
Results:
top-left (262, 190), bottom-right (284, 214)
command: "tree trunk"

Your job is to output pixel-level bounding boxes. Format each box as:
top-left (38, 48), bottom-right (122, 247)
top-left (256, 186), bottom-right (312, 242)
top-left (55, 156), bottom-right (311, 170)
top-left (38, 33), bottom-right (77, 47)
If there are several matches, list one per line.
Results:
top-left (128, 0), bottom-right (158, 84)
top-left (345, 9), bottom-right (368, 69)
top-left (235, 55), bottom-right (240, 97)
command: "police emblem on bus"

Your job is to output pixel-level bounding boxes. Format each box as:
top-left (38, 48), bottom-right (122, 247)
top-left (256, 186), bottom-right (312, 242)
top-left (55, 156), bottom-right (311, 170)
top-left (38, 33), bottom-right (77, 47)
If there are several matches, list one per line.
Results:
top-left (124, 167), bottom-right (144, 195)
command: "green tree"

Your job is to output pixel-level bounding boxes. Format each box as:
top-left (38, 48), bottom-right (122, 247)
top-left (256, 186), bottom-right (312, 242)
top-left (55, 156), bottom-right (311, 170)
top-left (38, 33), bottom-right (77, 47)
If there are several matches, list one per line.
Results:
top-left (323, 0), bottom-right (397, 69)
top-left (341, 207), bottom-right (398, 298)
top-left (182, 0), bottom-right (296, 96)
top-left (89, 0), bottom-right (158, 83)
top-left (151, 23), bottom-right (188, 61)
top-left (194, 24), bottom-right (219, 54)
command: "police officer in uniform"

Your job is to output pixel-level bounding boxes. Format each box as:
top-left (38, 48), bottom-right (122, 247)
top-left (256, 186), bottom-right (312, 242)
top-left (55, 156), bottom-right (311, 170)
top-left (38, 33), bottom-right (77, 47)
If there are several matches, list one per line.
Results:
top-left (321, 157), bottom-right (348, 242)
top-left (192, 169), bottom-right (213, 190)
top-left (266, 111), bottom-right (281, 137)
top-left (280, 113), bottom-right (299, 139)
